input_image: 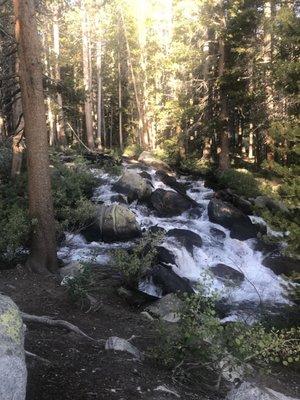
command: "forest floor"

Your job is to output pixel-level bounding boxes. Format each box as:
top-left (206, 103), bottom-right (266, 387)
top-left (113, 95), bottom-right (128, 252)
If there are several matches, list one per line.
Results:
top-left (1, 264), bottom-right (299, 400)
top-left (0, 264), bottom-right (223, 400)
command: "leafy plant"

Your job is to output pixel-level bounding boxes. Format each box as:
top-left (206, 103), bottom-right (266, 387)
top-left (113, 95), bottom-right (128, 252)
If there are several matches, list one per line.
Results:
top-left (217, 169), bottom-right (261, 198)
top-left (112, 232), bottom-right (163, 286)
top-left (64, 264), bottom-right (92, 303)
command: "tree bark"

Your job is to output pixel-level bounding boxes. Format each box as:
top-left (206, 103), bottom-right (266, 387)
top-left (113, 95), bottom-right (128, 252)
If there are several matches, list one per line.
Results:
top-left (13, 0), bottom-right (57, 274)
top-left (81, 0), bottom-right (95, 150)
top-left (218, 26), bottom-right (230, 171)
top-left (53, 4), bottom-right (66, 146)
top-left (96, 40), bottom-right (103, 149)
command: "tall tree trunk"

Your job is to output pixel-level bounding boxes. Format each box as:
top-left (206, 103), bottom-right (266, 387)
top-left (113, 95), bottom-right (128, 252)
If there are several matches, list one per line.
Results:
top-left (53, 4), bottom-right (66, 146)
top-left (13, 0), bottom-right (57, 273)
top-left (118, 47), bottom-right (123, 151)
top-left (96, 40), bottom-right (103, 149)
top-left (218, 25), bottom-right (230, 171)
top-left (81, 0), bottom-right (94, 150)
top-left (264, 0), bottom-right (275, 164)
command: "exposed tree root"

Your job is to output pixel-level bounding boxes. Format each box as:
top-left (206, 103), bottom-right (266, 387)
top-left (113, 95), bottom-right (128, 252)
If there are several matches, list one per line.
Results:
top-left (25, 350), bottom-right (51, 365)
top-left (21, 312), bottom-right (105, 344)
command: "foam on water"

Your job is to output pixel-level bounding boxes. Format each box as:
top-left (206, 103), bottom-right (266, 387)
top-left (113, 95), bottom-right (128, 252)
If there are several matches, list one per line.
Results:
top-left (59, 162), bottom-right (290, 311)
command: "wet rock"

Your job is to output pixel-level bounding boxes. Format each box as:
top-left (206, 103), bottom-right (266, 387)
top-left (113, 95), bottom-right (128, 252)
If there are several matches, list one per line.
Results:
top-left (138, 151), bottom-right (171, 172)
top-left (149, 264), bottom-right (194, 296)
top-left (262, 255), bottom-right (300, 276)
top-left (82, 204), bottom-right (141, 243)
top-left (254, 195), bottom-right (289, 215)
top-left (117, 287), bottom-right (157, 307)
top-left (210, 227), bottom-right (226, 241)
top-left (156, 246), bottom-right (176, 265)
top-left (155, 170), bottom-right (187, 195)
top-left (105, 337), bottom-right (143, 361)
top-left (59, 261), bottom-right (85, 282)
top-left (208, 199), bottom-right (259, 240)
top-left (112, 170), bottom-right (152, 202)
top-left (0, 295), bottom-right (27, 400)
top-left (210, 264), bottom-right (245, 285)
top-left (110, 194), bottom-right (128, 204)
top-left (188, 206), bottom-right (204, 219)
top-left (166, 229), bottom-right (202, 254)
top-left (139, 171), bottom-right (152, 181)
top-left (146, 294), bottom-right (183, 323)
top-left (226, 381), bottom-right (298, 400)
top-left (151, 189), bottom-right (193, 217)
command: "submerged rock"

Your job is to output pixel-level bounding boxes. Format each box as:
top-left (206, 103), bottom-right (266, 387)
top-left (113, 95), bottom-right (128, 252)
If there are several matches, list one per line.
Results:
top-left (208, 199), bottom-right (260, 240)
top-left (151, 188), bottom-right (193, 217)
top-left (112, 170), bottom-right (152, 202)
top-left (166, 228), bottom-right (202, 255)
top-left (138, 151), bottom-right (171, 171)
top-left (210, 227), bottom-right (226, 241)
top-left (0, 295), bottom-right (27, 400)
top-left (262, 255), bottom-right (300, 276)
top-left (82, 204), bottom-right (141, 243)
top-left (210, 264), bottom-right (245, 285)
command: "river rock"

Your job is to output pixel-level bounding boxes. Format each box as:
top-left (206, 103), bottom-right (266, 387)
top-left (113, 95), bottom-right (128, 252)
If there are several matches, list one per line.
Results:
top-left (210, 227), bottom-right (226, 241)
top-left (139, 171), bottom-right (153, 181)
top-left (138, 151), bottom-right (171, 172)
top-left (262, 255), bottom-right (300, 276)
top-left (226, 381), bottom-right (298, 400)
top-left (110, 194), bottom-right (128, 204)
top-left (146, 294), bottom-right (183, 323)
top-left (151, 189), bottom-right (193, 217)
top-left (112, 170), bottom-right (152, 202)
top-left (0, 295), bottom-right (27, 400)
top-left (166, 229), bottom-right (202, 254)
top-left (149, 264), bottom-right (194, 295)
top-left (82, 204), bottom-right (141, 243)
top-left (156, 246), bottom-right (176, 265)
top-left (208, 199), bottom-right (259, 240)
top-left (210, 264), bottom-right (245, 285)
top-left (59, 261), bottom-right (85, 282)
top-left (155, 170), bottom-right (187, 195)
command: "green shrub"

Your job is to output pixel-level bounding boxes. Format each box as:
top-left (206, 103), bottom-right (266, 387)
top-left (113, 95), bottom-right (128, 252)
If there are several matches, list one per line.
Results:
top-left (123, 143), bottom-right (143, 159)
top-left (0, 140), bottom-right (12, 180)
top-left (64, 264), bottom-right (92, 303)
top-left (59, 198), bottom-right (97, 233)
top-left (152, 282), bottom-right (300, 373)
top-left (102, 161), bottom-right (122, 176)
top-left (217, 169), bottom-right (261, 198)
top-left (112, 232), bottom-right (162, 286)
top-left (0, 204), bottom-right (30, 264)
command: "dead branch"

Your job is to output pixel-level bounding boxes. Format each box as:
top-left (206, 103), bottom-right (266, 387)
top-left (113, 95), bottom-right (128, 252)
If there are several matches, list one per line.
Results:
top-left (25, 350), bottom-right (51, 365)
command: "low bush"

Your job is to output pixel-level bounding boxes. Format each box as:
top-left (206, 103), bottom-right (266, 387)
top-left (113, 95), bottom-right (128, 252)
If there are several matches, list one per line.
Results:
top-left (152, 283), bottom-right (300, 374)
top-left (217, 169), bottom-right (261, 198)
top-left (112, 232), bottom-right (163, 287)
top-left (123, 143), bottom-right (143, 159)
top-left (64, 264), bottom-right (92, 303)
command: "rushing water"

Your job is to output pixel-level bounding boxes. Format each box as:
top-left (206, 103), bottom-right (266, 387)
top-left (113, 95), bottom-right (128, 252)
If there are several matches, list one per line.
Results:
top-left (58, 162), bottom-right (290, 319)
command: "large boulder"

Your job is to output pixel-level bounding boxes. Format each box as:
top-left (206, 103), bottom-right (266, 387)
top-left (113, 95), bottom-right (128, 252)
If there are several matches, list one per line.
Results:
top-left (147, 265), bottom-right (194, 296)
top-left (208, 199), bottom-right (260, 240)
top-left (82, 204), bottom-right (141, 243)
top-left (156, 246), bottom-right (176, 266)
top-left (112, 170), bottom-right (152, 202)
top-left (138, 151), bottom-right (171, 172)
top-left (151, 189), bottom-right (193, 217)
top-left (262, 255), bottom-right (300, 277)
top-left (166, 229), bottom-right (202, 254)
top-left (210, 264), bottom-right (245, 285)
top-left (155, 170), bottom-right (187, 195)
top-left (0, 295), bottom-right (27, 400)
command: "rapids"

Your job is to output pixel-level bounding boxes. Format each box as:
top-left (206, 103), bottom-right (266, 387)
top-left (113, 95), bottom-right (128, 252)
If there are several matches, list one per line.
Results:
top-left (58, 162), bottom-right (290, 320)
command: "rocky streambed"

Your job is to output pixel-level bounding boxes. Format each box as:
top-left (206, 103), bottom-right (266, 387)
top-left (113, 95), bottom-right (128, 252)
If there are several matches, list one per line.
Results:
top-left (58, 154), bottom-right (298, 322)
